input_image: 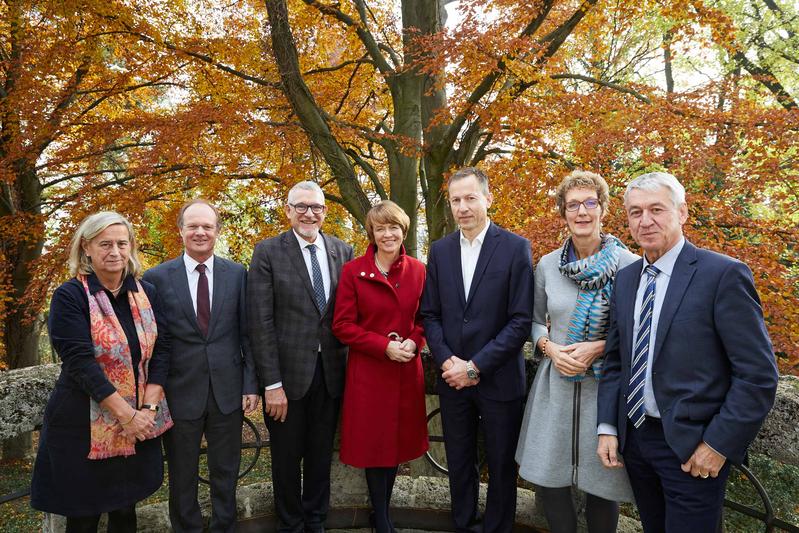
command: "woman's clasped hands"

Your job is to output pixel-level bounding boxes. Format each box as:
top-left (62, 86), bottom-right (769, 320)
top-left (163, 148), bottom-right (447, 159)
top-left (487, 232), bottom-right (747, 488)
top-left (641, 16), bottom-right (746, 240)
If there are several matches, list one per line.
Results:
top-left (385, 338), bottom-right (417, 363)
top-left (547, 340), bottom-right (605, 377)
top-left (116, 409), bottom-right (156, 443)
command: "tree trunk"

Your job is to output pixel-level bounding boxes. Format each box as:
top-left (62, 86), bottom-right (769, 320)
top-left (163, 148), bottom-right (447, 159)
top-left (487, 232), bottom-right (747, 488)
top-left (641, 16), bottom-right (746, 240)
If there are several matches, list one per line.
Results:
top-left (263, 0), bottom-right (372, 224)
top-left (419, 0), bottom-right (454, 243)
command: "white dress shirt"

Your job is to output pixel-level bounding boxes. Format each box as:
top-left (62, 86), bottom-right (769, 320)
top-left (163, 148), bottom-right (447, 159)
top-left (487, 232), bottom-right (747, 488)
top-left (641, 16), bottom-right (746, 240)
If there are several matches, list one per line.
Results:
top-left (183, 254), bottom-right (214, 313)
top-left (293, 230), bottom-right (331, 301)
top-left (266, 231), bottom-right (330, 392)
top-left (460, 221), bottom-right (491, 299)
top-left (598, 237), bottom-right (685, 436)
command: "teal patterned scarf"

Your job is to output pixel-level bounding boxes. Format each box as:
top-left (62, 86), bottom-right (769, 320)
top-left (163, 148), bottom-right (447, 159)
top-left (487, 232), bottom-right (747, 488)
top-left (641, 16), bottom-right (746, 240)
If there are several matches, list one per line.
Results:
top-left (558, 234), bottom-right (627, 381)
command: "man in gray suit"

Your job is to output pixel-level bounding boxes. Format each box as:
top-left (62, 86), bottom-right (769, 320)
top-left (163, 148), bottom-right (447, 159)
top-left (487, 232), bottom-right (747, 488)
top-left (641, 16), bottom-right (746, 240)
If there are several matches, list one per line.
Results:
top-left (248, 181), bottom-right (353, 533)
top-left (143, 199), bottom-right (259, 533)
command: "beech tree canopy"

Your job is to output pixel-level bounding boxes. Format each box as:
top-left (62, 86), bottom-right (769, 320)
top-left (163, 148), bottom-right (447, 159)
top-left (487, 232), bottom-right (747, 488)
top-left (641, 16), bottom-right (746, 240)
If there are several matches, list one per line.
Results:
top-left (1, 0), bottom-right (797, 374)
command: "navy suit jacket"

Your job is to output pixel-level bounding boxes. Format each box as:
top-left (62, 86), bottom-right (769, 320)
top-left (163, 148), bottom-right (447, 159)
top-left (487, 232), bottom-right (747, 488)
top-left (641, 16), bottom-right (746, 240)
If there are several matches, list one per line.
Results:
top-left (597, 241), bottom-right (778, 464)
top-left (421, 222), bottom-right (534, 401)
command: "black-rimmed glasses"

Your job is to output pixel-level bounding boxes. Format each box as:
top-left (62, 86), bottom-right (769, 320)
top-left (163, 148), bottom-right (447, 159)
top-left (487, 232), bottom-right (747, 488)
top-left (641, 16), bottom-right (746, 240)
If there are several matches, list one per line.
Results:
top-left (289, 203), bottom-right (326, 214)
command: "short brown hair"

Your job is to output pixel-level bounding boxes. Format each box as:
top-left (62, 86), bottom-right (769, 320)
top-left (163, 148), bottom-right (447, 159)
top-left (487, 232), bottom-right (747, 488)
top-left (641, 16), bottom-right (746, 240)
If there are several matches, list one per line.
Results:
top-left (365, 200), bottom-right (410, 243)
top-left (447, 166), bottom-right (490, 196)
top-left (555, 170), bottom-right (610, 217)
top-left (177, 199), bottom-right (221, 229)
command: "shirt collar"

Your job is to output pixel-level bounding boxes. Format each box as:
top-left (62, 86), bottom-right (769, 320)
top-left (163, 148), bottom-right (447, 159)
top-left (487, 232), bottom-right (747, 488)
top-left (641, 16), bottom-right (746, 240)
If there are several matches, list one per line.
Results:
top-left (293, 229), bottom-right (326, 253)
top-left (87, 272), bottom-right (138, 295)
top-left (460, 220), bottom-right (491, 247)
top-left (183, 253), bottom-right (214, 274)
top-left (641, 236), bottom-right (685, 278)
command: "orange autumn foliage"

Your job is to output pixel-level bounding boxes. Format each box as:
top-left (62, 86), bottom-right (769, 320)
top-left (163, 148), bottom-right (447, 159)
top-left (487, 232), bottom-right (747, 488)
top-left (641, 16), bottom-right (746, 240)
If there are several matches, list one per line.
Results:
top-left (1, 0), bottom-right (796, 377)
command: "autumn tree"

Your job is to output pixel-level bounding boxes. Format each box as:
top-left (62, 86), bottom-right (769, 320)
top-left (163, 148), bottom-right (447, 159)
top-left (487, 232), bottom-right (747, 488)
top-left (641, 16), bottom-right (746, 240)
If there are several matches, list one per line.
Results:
top-left (151, 0), bottom-right (797, 370)
top-left (2, 0), bottom-right (797, 461)
top-left (0, 0), bottom-right (308, 458)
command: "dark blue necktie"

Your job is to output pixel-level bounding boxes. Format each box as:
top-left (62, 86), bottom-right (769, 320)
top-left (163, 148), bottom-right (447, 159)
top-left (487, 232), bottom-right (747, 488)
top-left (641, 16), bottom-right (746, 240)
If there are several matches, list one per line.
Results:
top-left (627, 265), bottom-right (660, 428)
top-left (307, 244), bottom-right (327, 312)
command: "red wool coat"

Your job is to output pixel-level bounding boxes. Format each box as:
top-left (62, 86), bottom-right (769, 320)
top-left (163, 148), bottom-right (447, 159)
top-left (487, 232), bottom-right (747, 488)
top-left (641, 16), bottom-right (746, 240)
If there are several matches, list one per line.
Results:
top-left (332, 245), bottom-right (429, 468)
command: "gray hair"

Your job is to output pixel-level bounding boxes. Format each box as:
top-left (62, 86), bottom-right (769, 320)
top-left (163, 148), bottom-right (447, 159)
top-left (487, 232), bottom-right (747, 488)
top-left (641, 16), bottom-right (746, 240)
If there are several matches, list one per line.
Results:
top-left (68, 211), bottom-right (142, 278)
top-left (448, 167), bottom-right (490, 196)
top-left (624, 172), bottom-right (686, 207)
top-left (287, 181), bottom-right (325, 204)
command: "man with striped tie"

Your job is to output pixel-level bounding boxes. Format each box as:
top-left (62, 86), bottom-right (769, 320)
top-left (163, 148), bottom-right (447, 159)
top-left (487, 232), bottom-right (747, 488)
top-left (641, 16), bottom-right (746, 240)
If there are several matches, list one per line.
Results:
top-left (596, 172), bottom-right (778, 532)
top-left (248, 181), bottom-right (353, 532)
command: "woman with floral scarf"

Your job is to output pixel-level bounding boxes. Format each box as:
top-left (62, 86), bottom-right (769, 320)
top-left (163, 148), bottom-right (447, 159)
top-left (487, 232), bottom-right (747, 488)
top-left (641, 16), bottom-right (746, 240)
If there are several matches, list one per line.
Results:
top-left (31, 212), bottom-right (172, 532)
top-left (516, 171), bottom-right (638, 533)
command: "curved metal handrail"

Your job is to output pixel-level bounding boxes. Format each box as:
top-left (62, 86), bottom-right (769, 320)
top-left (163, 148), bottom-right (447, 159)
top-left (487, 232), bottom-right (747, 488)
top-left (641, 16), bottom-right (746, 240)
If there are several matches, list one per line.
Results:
top-left (2, 414), bottom-right (798, 533)
top-left (198, 415), bottom-right (266, 485)
top-left (424, 408), bottom-right (799, 533)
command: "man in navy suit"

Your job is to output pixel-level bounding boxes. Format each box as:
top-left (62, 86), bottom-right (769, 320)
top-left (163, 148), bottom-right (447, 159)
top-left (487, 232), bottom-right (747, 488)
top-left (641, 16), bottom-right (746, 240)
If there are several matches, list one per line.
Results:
top-left (596, 172), bottom-right (778, 532)
top-left (421, 167), bottom-right (534, 532)
top-left (144, 200), bottom-right (259, 532)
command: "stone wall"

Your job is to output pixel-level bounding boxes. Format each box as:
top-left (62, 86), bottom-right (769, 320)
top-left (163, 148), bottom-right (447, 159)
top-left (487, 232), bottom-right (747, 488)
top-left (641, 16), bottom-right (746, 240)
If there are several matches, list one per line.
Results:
top-left (2, 363), bottom-right (797, 533)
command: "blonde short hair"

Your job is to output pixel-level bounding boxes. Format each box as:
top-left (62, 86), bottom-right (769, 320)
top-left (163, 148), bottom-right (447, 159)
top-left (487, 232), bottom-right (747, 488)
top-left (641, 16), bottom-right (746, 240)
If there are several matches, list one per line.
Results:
top-left (365, 200), bottom-right (410, 243)
top-left (555, 170), bottom-right (610, 217)
top-left (68, 211), bottom-right (142, 278)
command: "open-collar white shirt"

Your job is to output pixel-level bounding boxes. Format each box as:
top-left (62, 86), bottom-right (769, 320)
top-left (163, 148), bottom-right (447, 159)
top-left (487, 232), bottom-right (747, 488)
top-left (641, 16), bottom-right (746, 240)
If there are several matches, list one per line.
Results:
top-left (460, 220), bottom-right (491, 300)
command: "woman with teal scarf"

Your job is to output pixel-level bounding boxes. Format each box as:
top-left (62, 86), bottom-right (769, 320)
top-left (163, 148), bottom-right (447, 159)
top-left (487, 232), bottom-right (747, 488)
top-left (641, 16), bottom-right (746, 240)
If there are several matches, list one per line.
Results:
top-left (516, 171), bottom-right (638, 533)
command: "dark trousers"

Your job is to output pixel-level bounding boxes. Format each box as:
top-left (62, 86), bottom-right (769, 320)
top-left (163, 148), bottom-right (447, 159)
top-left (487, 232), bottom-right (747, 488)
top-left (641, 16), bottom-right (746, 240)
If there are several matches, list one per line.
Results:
top-left (65, 506), bottom-right (136, 533)
top-left (623, 417), bottom-right (730, 533)
top-left (165, 386), bottom-right (243, 533)
top-left (439, 386), bottom-right (523, 533)
top-left (266, 356), bottom-right (340, 533)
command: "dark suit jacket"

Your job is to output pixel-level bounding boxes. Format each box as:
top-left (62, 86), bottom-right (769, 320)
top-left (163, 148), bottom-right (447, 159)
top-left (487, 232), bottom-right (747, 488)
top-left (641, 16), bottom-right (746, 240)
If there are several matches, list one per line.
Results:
top-left (143, 255), bottom-right (257, 419)
top-left (247, 230), bottom-right (354, 400)
top-left (597, 241), bottom-right (778, 464)
top-left (420, 222), bottom-right (534, 401)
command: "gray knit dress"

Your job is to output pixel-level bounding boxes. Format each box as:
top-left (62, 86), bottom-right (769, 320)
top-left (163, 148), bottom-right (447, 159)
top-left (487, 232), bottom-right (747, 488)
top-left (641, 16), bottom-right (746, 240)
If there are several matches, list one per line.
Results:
top-left (515, 245), bottom-right (638, 502)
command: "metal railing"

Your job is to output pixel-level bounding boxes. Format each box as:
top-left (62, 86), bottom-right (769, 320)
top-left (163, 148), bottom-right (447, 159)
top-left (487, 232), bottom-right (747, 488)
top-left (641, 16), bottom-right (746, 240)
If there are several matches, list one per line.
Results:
top-left (2, 412), bottom-right (798, 533)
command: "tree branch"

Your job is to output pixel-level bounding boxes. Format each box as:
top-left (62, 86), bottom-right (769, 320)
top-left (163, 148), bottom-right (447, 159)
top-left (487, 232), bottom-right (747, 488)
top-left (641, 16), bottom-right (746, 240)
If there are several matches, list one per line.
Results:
top-left (733, 50), bottom-right (797, 110)
top-left (550, 73), bottom-right (652, 103)
top-left (302, 0), bottom-right (394, 75)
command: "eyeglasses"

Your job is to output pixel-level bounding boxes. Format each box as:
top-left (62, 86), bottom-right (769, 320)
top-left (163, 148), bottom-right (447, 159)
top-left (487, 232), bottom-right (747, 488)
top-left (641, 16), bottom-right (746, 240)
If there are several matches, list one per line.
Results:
top-left (289, 203), bottom-right (325, 214)
top-left (565, 198), bottom-right (600, 212)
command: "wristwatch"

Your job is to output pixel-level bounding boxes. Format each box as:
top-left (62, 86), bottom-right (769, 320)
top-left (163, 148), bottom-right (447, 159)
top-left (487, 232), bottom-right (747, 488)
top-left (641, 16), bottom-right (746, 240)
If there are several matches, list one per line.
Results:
top-left (466, 361), bottom-right (479, 380)
top-left (141, 403), bottom-right (159, 412)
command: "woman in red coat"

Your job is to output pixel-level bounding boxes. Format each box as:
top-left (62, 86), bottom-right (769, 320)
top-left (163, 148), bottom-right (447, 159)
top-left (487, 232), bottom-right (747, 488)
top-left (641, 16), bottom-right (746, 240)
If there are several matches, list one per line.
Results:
top-left (333, 200), bottom-right (428, 533)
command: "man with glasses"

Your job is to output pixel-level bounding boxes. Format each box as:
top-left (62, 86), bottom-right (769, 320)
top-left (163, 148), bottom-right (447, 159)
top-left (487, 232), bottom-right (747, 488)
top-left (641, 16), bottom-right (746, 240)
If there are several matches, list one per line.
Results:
top-left (247, 181), bottom-right (353, 532)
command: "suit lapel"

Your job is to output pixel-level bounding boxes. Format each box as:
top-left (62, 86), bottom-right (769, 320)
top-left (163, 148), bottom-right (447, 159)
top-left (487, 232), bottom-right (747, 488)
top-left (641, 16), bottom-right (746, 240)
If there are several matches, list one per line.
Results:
top-left (207, 257), bottom-right (227, 340)
top-left (621, 259), bottom-right (644, 359)
top-left (653, 241), bottom-right (697, 363)
top-left (321, 232), bottom-right (339, 318)
top-left (448, 232), bottom-right (467, 309)
top-left (465, 223), bottom-right (501, 309)
top-left (169, 257), bottom-right (203, 337)
top-left (282, 231), bottom-right (319, 315)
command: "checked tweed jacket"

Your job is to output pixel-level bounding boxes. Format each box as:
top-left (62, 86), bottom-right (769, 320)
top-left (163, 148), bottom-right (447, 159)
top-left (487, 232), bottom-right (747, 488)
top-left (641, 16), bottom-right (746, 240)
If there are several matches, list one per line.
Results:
top-left (247, 230), bottom-right (353, 400)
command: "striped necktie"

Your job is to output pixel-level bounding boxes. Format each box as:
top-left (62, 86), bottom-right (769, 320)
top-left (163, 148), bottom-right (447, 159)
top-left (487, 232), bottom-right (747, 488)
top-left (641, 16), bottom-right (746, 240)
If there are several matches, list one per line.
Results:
top-left (307, 244), bottom-right (327, 312)
top-left (627, 265), bottom-right (660, 428)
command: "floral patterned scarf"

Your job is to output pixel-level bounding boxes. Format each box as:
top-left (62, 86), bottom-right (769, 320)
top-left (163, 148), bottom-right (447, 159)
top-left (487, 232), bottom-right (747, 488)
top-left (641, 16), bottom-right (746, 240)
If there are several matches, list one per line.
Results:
top-left (79, 275), bottom-right (173, 459)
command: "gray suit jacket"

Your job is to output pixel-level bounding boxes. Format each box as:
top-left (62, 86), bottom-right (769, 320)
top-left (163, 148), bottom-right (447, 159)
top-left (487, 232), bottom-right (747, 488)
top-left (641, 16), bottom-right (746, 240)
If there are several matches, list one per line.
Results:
top-left (247, 230), bottom-right (353, 400)
top-left (143, 255), bottom-right (258, 419)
